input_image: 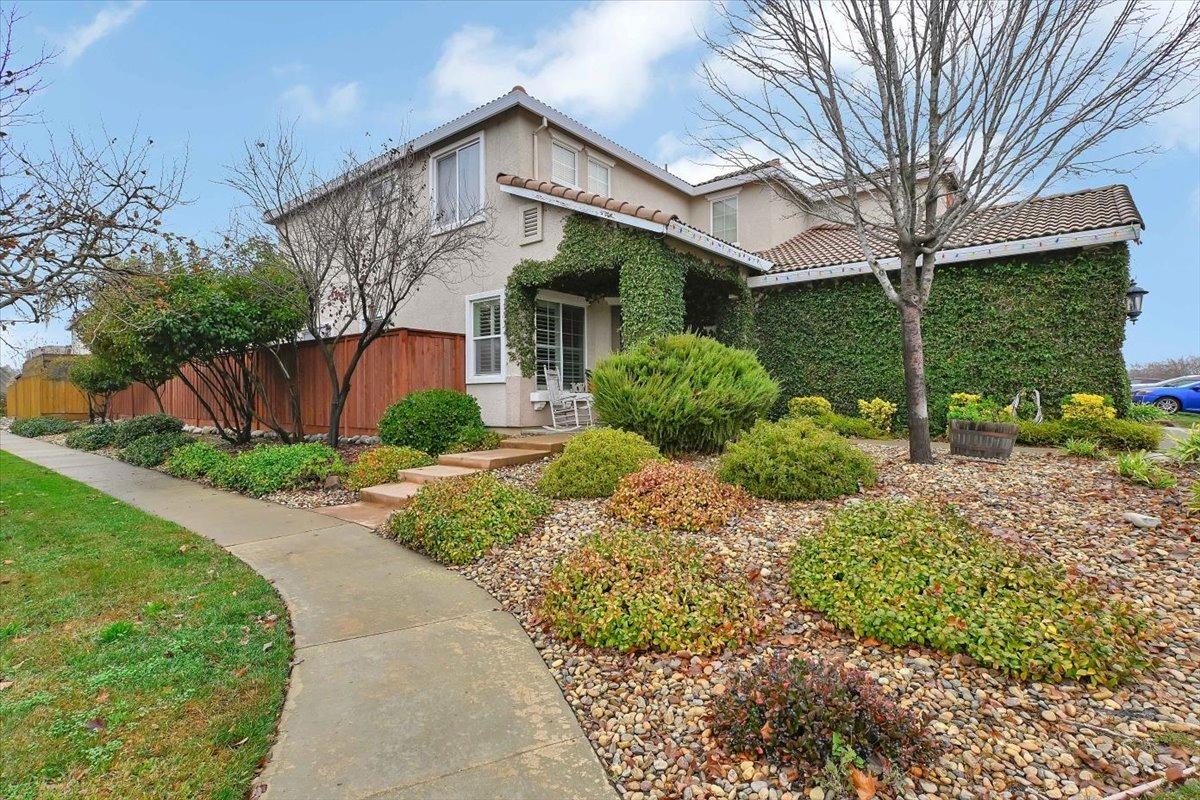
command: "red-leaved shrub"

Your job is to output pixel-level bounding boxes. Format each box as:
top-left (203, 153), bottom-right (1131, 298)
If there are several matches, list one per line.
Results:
top-left (606, 461), bottom-right (750, 532)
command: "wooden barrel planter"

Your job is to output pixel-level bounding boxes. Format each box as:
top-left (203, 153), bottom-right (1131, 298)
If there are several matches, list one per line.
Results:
top-left (949, 419), bottom-right (1019, 460)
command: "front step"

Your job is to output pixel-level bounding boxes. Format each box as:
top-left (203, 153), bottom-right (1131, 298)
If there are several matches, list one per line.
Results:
top-left (398, 464), bottom-right (481, 484)
top-left (438, 448), bottom-right (547, 469)
top-left (359, 481), bottom-right (422, 507)
top-left (313, 501), bottom-right (395, 528)
top-left (500, 433), bottom-right (576, 454)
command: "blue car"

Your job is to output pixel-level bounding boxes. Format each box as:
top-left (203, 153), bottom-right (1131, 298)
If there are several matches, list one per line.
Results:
top-left (1132, 377), bottom-right (1200, 414)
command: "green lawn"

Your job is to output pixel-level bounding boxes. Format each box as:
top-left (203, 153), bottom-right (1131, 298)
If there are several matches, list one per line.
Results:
top-left (0, 451), bottom-right (292, 800)
top-left (1157, 782), bottom-right (1200, 799)
top-left (1168, 411), bottom-right (1200, 426)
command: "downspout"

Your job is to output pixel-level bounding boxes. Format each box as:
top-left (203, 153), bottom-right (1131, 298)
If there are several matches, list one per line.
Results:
top-left (532, 116), bottom-right (548, 179)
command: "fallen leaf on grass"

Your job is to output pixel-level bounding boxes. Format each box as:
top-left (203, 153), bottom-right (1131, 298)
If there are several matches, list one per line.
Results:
top-left (85, 718), bottom-right (106, 732)
top-left (0, 679), bottom-right (13, 691)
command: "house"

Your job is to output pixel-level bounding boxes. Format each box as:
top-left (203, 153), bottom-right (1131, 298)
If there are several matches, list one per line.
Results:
top-left (272, 86), bottom-right (1143, 429)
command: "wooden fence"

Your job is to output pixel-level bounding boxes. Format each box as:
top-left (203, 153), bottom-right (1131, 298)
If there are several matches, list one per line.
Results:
top-left (6, 374), bottom-right (91, 420)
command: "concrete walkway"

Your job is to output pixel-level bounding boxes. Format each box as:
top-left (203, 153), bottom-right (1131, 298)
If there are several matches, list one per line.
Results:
top-left (1, 434), bottom-right (614, 800)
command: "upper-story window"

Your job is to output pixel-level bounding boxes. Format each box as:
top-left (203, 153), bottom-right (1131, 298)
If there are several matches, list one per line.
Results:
top-left (587, 158), bottom-right (611, 197)
top-left (552, 142), bottom-right (578, 186)
top-left (433, 137), bottom-right (482, 228)
top-left (711, 195), bottom-right (738, 243)
top-left (366, 176), bottom-right (394, 208)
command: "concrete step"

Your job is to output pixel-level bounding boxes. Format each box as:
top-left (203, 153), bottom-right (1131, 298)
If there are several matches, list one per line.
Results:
top-left (398, 464), bottom-right (481, 484)
top-left (358, 482), bottom-right (422, 508)
top-left (312, 501), bottom-right (396, 529)
top-left (500, 433), bottom-right (576, 454)
top-left (437, 448), bottom-right (547, 469)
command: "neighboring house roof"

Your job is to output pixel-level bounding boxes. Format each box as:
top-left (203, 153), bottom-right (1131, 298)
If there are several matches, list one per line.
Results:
top-left (757, 185), bottom-right (1144, 280)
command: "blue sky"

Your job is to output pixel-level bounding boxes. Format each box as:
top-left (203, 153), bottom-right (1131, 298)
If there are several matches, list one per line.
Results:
top-left (6, 0), bottom-right (1198, 367)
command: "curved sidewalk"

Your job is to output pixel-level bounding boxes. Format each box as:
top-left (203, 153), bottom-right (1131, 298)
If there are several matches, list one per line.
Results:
top-left (2, 434), bottom-right (614, 800)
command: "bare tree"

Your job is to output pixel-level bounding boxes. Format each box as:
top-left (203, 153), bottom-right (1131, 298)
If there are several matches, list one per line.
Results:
top-left (1128, 354), bottom-right (1200, 381)
top-left (224, 125), bottom-right (491, 446)
top-left (699, 0), bottom-right (1200, 462)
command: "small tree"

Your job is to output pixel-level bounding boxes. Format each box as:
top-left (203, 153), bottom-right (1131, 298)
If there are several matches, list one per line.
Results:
top-left (68, 355), bottom-right (130, 423)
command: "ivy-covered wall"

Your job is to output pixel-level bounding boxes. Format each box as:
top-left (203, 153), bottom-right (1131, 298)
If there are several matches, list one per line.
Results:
top-left (755, 243), bottom-right (1132, 429)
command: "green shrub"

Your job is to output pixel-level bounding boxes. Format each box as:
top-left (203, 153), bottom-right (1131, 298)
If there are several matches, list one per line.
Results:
top-left (1017, 418), bottom-right (1161, 451)
top-left (64, 423), bottom-right (119, 451)
top-left (1188, 482), bottom-right (1200, 514)
top-left (537, 427), bottom-right (663, 498)
top-left (346, 446), bottom-right (433, 491)
top-left (1115, 451), bottom-right (1176, 489)
top-left (112, 413), bottom-right (184, 447)
top-left (117, 432), bottom-right (193, 468)
top-left (1016, 419), bottom-right (1067, 447)
top-left (10, 416), bottom-right (79, 437)
top-left (1126, 403), bottom-right (1166, 423)
top-left (443, 424), bottom-right (504, 454)
top-left (718, 419), bottom-right (877, 501)
top-left (788, 500), bottom-right (1150, 684)
top-left (811, 412), bottom-right (886, 439)
top-left (388, 473), bottom-right (548, 564)
top-left (541, 527), bottom-right (758, 654)
top-left (591, 334), bottom-right (779, 453)
top-left (210, 443), bottom-right (345, 496)
top-left (1062, 438), bottom-right (1105, 459)
top-left (947, 392), bottom-right (1014, 423)
top-left (715, 656), bottom-right (936, 784)
top-left (856, 397), bottom-right (897, 433)
top-left (788, 396), bottom-right (833, 417)
top-left (163, 442), bottom-right (233, 480)
top-left (1171, 423), bottom-right (1200, 463)
top-left (606, 461), bottom-right (750, 533)
top-left (378, 390), bottom-right (484, 456)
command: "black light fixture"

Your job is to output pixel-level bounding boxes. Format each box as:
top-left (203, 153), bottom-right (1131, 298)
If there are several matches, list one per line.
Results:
top-left (1125, 279), bottom-right (1148, 323)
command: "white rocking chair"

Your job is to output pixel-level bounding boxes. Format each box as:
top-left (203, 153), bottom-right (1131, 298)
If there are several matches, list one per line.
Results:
top-left (542, 367), bottom-right (595, 431)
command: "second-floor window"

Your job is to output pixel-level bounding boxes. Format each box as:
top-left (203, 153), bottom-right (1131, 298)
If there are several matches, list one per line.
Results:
top-left (711, 195), bottom-right (738, 243)
top-left (433, 138), bottom-right (482, 228)
top-left (587, 158), bottom-right (610, 196)
top-left (366, 176), bottom-right (394, 208)
top-left (552, 142), bottom-right (578, 186)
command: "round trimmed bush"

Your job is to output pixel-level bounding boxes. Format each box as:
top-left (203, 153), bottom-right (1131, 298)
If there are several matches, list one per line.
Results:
top-left (378, 390), bottom-right (484, 456)
top-left (117, 432), bottom-right (193, 468)
top-left (541, 527), bottom-right (759, 654)
top-left (718, 418), bottom-right (876, 501)
top-left (112, 413), bottom-right (183, 447)
top-left (163, 441), bottom-right (233, 480)
top-left (64, 423), bottom-right (119, 451)
top-left (537, 427), bottom-right (663, 499)
top-left (10, 416), bottom-right (79, 437)
top-left (788, 500), bottom-right (1150, 684)
top-left (606, 461), bottom-right (749, 533)
top-left (591, 334), bottom-right (779, 453)
top-left (346, 446), bottom-right (434, 491)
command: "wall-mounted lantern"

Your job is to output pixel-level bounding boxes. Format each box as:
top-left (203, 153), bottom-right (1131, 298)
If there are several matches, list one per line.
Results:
top-left (1125, 279), bottom-right (1148, 324)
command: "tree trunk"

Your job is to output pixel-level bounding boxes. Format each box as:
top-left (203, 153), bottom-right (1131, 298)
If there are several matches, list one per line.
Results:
top-left (326, 392), bottom-right (346, 448)
top-left (148, 383), bottom-right (165, 412)
top-left (900, 300), bottom-right (935, 464)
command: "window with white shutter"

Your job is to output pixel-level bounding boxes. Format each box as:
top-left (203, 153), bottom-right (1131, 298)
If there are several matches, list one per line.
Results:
top-left (466, 293), bottom-right (505, 382)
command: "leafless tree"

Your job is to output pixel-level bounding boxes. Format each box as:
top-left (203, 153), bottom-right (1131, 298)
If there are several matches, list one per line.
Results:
top-left (224, 125), bottom-right (491, 446)
top-left (698, 0), bottom-right (1200, 462)
top-left (1128, 354), bottom-right (1200, 381)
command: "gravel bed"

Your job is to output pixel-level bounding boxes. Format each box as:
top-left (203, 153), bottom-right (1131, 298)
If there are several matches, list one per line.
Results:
top-left (451, 446), bottom-right (1200, 800)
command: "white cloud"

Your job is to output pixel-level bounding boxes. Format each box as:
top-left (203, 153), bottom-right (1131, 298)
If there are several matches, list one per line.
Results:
top-left (429, 0), bottom-right (711, 123)
top-left (656, 132), bottom-right (777, 183)
top-left (60, 0), bottom-right (146, 66)
top-left (280, 82), bottom-right (362, 124)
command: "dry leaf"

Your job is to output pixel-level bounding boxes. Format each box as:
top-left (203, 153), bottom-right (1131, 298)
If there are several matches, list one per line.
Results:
top-left (850, 768), bottom-right (879, 800)
top-left (0, 679), bottom-right (13, 691)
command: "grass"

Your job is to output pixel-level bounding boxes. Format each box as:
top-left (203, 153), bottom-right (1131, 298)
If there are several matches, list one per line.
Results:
top-left (0, 451), bottom-right (292, 800)
top-left (1168, 411), bottom-right (1200, 426)
top-left (1156, 781), bottom-right (1200, 799)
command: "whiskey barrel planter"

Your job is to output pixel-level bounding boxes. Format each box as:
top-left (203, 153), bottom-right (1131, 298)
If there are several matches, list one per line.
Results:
top-left (949, 419), bottom-right (1019, 460)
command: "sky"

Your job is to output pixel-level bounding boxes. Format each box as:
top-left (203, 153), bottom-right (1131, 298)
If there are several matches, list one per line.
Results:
top-left (4, 0), bottom-right (1198, 368)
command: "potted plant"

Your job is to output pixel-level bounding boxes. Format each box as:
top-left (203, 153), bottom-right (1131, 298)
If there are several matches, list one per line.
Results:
top-left (947, 393), bottom-right (1018, 460)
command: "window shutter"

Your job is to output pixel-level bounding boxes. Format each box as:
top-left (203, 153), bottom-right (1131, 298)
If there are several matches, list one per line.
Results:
top-left (520, 204), bottom-right (543, 244)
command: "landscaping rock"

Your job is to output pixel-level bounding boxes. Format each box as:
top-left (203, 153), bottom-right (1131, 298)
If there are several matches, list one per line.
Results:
top-left (1122, 511), bottom-right (1162, 529)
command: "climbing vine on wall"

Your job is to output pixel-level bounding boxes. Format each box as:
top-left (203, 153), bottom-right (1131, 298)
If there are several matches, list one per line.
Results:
top-left (505, 214), bottom-right (753, 378)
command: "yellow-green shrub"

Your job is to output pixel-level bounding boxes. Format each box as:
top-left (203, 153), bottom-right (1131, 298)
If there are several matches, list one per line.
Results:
top-left (718, 418), bottom-right (877, 501)
top-left (346, 446), bottom-right (433, 491)
top-left (787, 396), bottom-right (833, 417)
top-left (606, 462), bottom-right (749, 533)
top-left (1062, 393), bottom-right (1116, 422)
top-left (857, 397), bottom-right (897, 433)
top-left (537, 428), bottom-right (663, 498)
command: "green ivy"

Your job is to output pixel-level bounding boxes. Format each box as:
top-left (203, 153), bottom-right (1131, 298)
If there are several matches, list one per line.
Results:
top-left (755, 244), bottom-right (1132, 430)
top-left (505, 215), bottom-right (752, 377)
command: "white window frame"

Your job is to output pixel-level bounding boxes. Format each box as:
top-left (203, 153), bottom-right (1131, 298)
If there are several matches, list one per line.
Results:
top-left (465, 289), bottom-right (506, 384)
top-left (366, 175), bottom-right (394, 209)
top-left (551, 140), bottom-right (579, 187)
top-left (429, 132), bottom-right (486, 233)
top-left (533, 289), bottom-right (587, 391)
top-left (710, 192), bottom-right (739, 244)
top-left (587, 157), bottom-right (611, 196)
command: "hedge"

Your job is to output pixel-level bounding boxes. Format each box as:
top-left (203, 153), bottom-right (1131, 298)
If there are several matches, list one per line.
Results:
top-left (755, 244), bottom-right (1132, 430)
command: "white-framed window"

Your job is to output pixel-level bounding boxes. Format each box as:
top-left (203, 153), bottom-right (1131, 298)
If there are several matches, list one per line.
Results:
top-left (432, 135), bottom-right (484, 229)
top-left (587, 158), bottom-right (610, 196)
top-left (366, 175), bottom-right (394, 208)
top-left (711, 194), bottom-right (739, 243)
top-left (552, 141), bottom-right (578, 186)
top-left (534, 294), bottom-right (586, 390)
top-left (465, 291), bottom-right (505, 383)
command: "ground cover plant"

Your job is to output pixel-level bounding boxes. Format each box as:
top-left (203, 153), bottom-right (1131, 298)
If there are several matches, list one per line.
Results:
top-left (0, 451), bottom-right (291, 800)
top-left (718, 418), bottom-right (877, 501)
top-left (538, 427), bottom-right (663, 498)
top-left (1016, 417), bottom-right (1162, 451)
top-left (1063, 437), bottom-right (1105, 458)
top-left (378, 389), bottom-right (484, 456)
top-left (111, 413), bottom-right (184, 448)
top-left (788, 500), bottom-right (1150, 684)
top-left (1115, 451), bottom-right (1177, 489)
top-left (64, 422), bottom-right (119, 451)
top-left (345, 445), bottom-right (433, 491)
top-left (210, 443), bottom-right (345, 496)
top-left (541, 527), bottom-right (759, 654)
top-left (116, 431), bottom-right (193, 468)
top-left (163, 441), bottom-right (234, 480)
top-left (606, 461), bottom-right (749, 533)
top-left (388, 472), bottom-right (548, 565)
top-left (1172, 423), bottom-right (1200, 463)
top-left (10, 416), bottom-right (79, 437)
top-left (1126, 403), bottom-right (1166, 423)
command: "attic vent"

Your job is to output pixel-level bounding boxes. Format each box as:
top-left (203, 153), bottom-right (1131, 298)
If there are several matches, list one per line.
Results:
top-left (519, 204), bottom-right (543, 244)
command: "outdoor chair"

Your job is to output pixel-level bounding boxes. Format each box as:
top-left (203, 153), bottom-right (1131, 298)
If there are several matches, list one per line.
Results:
top-left (542, 367), bottom-right (595, 431)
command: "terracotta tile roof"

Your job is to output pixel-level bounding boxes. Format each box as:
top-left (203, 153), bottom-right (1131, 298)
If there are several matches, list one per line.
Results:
top-left (497, 173), bottom-right (677, 225)
top-left (760, 185), bottom-right (1144, 273)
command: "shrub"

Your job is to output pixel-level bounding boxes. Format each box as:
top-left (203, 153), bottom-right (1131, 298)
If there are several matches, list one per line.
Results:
top-left (788, 500), bottom-right (1150, 684)
top-left (163, 441), bottom-right (233, 480)
top-left (346, 446), bottom-right (433, 491)
top-left (1126, 403), bottom-right (1166, 423)
top-left (1188, 482), bottom-right (1200, 514)
top-left (210, 443), bottom-right (345, 496)
top-left (1172, 423), bottom-right (1200, 464)
top-left (10, 416), bottom-right (79, 437)
top-left (64, 423), bottom-right (118, 451)
top-left (715, 656), bottom-right (936, 781)
top-left (788, 396), bottom-right (833, 417)
top-left (1017, 418), bottom-right (1161, 451)
top-left (1062, 438), bottom-right (1105, 459)
top-left (377, 389), bottom-right (483, 456)
top-left (537, 427), bottom-right (663, 498)
top-left (606, 462), bottom-right (750, 533)
top-left (947, 392), bottom-right (1013, 423)
top-left (856, 398), bottom-right (897, 433)
top-left (117, 432), bottom-right (193, 468)
top-left (1062, 393), bottom-right (1116, 422)
top-left (388, 473), bottom-right (548, 564)
top-left (591, 334), bottom-right (779, 453)
top-left (718, 419), bottom-right (877, 501)
top-left (1115, 451), bottom-right (1176, 489)
top-left (541, 528), bottom-right (758, 653)
top-left (112, 413), bottom-right (184, 447)
top-left (1015, 419), bottom-right (1066, 447)
top-left (811, 412), bottom-right (885, 439)
top-left (443, 424), bottom-right (504, 454)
